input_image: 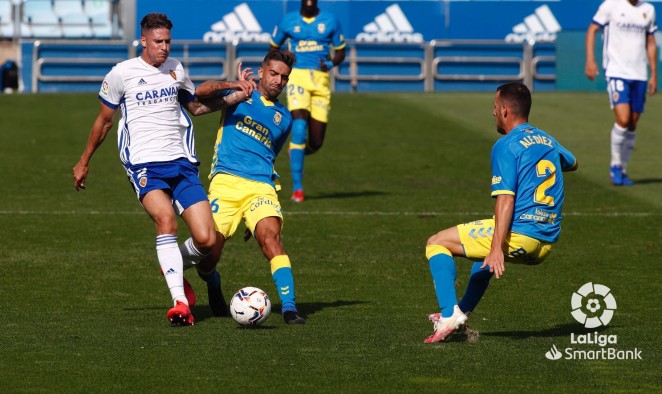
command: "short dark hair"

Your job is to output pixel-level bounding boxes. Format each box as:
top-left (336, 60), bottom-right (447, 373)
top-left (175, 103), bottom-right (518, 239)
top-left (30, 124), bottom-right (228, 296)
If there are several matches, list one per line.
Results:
top-left (496, 82), bottom-right (531, 118)
top-left (263, 51), bottom-right (296, 69)
top-left (140, 13), bottom-right (173, 33)
top-left (302, 0), bottom-right (319, 7)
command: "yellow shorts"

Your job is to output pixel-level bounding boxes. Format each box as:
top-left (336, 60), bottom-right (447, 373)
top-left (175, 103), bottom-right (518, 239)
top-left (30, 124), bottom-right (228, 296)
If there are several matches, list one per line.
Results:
top-left (457, 219), bottom-right (553, 265)
top-left (286, 68), bottom-right (331, 123)
top-left (208, 173), bottom-right (283, 239)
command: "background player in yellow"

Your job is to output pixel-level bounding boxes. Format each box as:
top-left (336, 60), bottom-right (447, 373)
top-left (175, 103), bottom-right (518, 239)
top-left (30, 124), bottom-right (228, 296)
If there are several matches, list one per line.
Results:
top-left (270, 0), bottom-right (346, 202)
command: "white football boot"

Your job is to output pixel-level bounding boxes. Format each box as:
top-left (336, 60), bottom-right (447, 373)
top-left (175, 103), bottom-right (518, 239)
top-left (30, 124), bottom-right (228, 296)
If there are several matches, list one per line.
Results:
top-left (424, 305), bottom-right (468, 343)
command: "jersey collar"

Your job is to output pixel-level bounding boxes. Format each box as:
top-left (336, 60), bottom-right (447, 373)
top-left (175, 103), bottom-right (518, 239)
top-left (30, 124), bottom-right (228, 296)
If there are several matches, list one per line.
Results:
top-left (512, 122), bottom-right (532, 133)
top-left (254, 90), bottom-right (277, 107)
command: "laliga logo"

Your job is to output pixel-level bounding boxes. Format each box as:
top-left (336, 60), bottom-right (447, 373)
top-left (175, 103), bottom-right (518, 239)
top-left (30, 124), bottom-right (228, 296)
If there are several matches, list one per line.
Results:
top-left (545, 283), bottom-right (641, 361)
top-left (571, 282), bottom-right (617, 328)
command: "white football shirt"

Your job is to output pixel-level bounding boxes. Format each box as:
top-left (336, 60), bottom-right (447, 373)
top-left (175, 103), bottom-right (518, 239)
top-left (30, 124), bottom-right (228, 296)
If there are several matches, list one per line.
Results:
top-left (98, 56), bottom-right (198, 166)
top-left (592, 0), bottom-right (657, 81)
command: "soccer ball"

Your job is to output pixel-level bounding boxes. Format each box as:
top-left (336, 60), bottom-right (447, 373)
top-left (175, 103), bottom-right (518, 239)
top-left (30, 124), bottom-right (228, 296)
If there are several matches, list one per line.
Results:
top-left (230, 287), bottom-right (271, 327)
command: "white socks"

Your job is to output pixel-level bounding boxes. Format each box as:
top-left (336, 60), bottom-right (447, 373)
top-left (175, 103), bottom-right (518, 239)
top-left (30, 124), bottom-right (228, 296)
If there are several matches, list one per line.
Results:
top-left (621, 130), bottom-right (636, 173)
top-left (156, 234), bottom-right (187, 306)
top-left (610, 123), bottom-right (636, 173)
top-left (610, 123), bottom-right (627, 167)
top-left (179, 237), bottom-right (206, 270)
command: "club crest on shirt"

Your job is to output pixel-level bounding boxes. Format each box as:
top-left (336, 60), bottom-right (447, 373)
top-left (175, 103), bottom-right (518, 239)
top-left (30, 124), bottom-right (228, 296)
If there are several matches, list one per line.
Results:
top-left (643, 13), bottom-right (647, 20)
top-left (139, 177), bottom-right (148, 187)
top-left (294, 26), bottom-right (301, 33)
top-left (169, 70), bottom-right (176, 80)
top-left (273, 112), bottom-right (282, 125)
top-left (318, 23), bottom-right (326, 34)
top-left (101, 80), bottom-right (109, 95)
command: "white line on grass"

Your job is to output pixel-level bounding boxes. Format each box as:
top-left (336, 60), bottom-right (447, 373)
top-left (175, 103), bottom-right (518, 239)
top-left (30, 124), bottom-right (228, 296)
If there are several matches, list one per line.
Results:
top-left (0, 210), bottom-right (660, 217)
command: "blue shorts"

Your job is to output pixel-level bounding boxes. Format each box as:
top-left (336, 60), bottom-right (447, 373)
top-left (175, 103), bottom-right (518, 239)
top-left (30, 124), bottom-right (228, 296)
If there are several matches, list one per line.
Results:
top-left (607, 77), bottom-right (647, 113)
top-left (126, 158), bottom-right (207, 215)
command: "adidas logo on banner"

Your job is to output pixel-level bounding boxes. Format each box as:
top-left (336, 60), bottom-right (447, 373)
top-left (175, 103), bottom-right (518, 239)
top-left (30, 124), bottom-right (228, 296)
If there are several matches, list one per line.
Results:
top-left (356, 4), bottom-right (423, 43)
top-left (505, 4), bottom-right (561, 44)
top-left (203, 2), bottom-right (271, 43)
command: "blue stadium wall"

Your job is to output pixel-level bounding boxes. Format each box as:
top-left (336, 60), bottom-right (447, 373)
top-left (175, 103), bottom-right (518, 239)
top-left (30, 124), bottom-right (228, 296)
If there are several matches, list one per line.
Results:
top-left (134, 0), bottom-right (598, 41)
top-left (19, 0), bottom-right (662, 92)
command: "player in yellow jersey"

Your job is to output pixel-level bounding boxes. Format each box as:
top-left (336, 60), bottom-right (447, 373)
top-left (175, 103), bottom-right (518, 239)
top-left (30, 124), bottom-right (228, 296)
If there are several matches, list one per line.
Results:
top-left (194, 51), bottom-right (306, 324)
top-left (270, 0), bottom-right (346, 202)
top-left (424, 83), bottom-right (578, 343)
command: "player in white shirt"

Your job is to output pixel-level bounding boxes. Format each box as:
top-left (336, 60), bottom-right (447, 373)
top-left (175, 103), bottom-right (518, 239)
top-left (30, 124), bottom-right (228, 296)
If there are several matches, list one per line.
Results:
top-left (100, 56), bottom-right (199, 167)
top-left (585, 0), bottom-right (658, 186)
top-left (73, 13), bottom-right (255, 326)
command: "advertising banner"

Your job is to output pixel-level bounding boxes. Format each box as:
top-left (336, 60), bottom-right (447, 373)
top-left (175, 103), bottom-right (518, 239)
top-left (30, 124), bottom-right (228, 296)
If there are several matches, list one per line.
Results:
top-left (135, 0), bottom-right (611, 43)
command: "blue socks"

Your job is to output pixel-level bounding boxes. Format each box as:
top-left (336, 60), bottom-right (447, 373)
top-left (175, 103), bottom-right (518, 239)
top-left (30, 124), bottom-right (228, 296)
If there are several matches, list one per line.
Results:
top-left (458, 262), bottom-right (493, 313)
top-left (426, 245), bottom-right (457, 318)
top-left (289, 119), bottom-right (307, 192)
top-left (198, 269), bottom-right (221, 289)
top-left (271, 255), bottom-right (297, 313)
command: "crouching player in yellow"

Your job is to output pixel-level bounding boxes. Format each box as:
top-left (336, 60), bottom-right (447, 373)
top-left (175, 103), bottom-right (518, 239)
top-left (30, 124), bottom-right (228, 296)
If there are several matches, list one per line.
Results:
top-left (194, 51), bottom-right (306, 324)
top-left (424, 82), bottom-right (578, 343)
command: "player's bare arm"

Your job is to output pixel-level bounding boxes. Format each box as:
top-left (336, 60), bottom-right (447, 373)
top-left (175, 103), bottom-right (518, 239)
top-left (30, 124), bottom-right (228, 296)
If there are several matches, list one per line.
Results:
top-left (319, 47), bottom-right (346, 72)
top-left (646, 33), bottom-right (657, 95)
top-left (180, 64), bottom-right (256, 115)
top-left (481, 194), bottom-right (515, 278)
top-left (585, 23), bottom-right (601, 81)
top-left (73, 103), bottom-right (116, 191)
top-left (188, 80), bottom-right (257, 115)
top-left (195, 79), bottom-right (256, 99)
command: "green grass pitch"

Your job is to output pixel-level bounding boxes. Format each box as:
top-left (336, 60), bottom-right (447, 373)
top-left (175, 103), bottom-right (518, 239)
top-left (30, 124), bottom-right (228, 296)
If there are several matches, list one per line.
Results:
top-left (0, 91), bottom-right (660, 392)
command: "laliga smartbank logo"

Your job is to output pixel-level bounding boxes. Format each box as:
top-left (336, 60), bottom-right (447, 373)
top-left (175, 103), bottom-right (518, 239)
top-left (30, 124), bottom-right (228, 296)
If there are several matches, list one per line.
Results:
top-left (545, 283), bottom-right (642, 361)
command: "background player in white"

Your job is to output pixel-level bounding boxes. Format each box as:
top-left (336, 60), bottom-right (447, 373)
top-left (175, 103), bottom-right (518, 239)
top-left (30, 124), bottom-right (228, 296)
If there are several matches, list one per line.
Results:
top-left (585, 0), bottom-right (657, 186)
top-left (72, 13), bottom-right (253, 326)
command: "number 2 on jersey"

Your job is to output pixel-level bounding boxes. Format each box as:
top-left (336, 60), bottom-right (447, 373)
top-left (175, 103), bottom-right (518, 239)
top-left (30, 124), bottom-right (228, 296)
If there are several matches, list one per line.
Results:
top-left (534, 160), bottom-right (556, 206)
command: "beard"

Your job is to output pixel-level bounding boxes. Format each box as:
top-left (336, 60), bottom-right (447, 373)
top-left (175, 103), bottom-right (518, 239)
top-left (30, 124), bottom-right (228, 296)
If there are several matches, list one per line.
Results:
top-left (265, 86), bottom-right (282, 101)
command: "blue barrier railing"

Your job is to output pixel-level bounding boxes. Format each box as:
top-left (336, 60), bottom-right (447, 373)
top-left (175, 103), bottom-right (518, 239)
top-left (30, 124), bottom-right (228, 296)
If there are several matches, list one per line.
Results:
top-left (21, 38), bottom-right (555, 93)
